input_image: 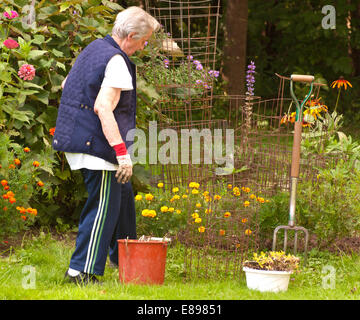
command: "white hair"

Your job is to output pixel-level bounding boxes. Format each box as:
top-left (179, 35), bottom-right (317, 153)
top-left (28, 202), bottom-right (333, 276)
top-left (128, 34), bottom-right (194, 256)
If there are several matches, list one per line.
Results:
top-left (112, 6), bottom-right (160, 39)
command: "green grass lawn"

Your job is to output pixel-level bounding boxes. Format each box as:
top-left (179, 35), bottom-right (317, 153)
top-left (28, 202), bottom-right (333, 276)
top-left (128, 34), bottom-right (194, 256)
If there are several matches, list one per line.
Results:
top-left (1, 231), bottom-right (360, 300)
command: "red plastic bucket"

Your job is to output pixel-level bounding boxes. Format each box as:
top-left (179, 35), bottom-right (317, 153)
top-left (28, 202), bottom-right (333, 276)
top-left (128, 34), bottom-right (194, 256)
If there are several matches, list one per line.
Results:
top-left (117, 239), bottom-right (168, 285)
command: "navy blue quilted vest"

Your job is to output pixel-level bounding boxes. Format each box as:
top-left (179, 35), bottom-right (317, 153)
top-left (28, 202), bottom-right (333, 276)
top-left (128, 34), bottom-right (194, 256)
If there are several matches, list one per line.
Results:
top-left (52, 35), bottom-right (136, 164)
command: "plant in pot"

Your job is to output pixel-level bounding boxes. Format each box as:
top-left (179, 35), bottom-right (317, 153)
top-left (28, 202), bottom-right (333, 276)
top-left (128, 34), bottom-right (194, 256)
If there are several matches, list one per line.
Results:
top-left (243, 251), bottom-right (300, 292)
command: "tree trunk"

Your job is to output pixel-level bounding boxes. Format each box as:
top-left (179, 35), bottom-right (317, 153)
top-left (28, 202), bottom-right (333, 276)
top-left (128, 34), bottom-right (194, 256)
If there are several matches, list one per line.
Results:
top-left (222, 0), bottom-right (248, 96)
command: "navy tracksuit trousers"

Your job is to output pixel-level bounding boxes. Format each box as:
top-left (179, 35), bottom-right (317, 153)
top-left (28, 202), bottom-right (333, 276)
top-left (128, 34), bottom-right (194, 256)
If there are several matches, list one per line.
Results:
top-left (69, 169), bottom-right (137, 276)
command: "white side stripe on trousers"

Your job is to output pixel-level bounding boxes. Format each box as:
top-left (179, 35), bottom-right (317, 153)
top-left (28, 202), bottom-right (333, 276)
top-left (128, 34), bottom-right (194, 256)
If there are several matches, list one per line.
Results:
top-left (84, 171), bottom-right (109, 274)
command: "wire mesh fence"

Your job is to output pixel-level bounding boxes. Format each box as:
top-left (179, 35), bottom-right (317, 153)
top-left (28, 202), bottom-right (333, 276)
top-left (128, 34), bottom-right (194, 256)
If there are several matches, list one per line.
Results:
top-left (143, 1), bottom-right (338, 280)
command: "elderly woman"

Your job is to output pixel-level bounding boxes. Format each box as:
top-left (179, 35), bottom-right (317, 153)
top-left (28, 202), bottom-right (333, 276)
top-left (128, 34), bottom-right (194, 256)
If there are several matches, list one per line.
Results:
top-left (52, 7), bottom-right (159, 285)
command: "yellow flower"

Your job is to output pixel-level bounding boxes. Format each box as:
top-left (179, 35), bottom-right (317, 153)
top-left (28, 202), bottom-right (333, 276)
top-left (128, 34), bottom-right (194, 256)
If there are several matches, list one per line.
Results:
top-left (145, 193), bottom-right (154, 201)
top-left (241, 218), bottom-right (248, 223)
top-left (243, 201), bottom-right (250, 207)
top-left (168, 207), bottom-right (175, 212)
top-left (157, 182), bottom-right (164, 188)
top-left (141, 209), bottom-right (150, 217)
top-left (224, 211), bottom-right (231, 218)
top-left (257, 197), bottom-right (265, 203)
top-left (205, 208), bottom-right (212, 214)
top-left (233, 187), bottom-right (240, 196)
top-left (191, 212), bottom-right (199, 219)
top-left (148, 210), bottom-right (157, 218)
top-left (195, 203), bottom-right (202, 208)
top-left (194, 217), bottom-right (202, 223)
top-left (135, 195), bottom-right (142, 201)
top-left (189, 182), bottom-right (200, 188)
top-left (250, 194), bottom-right (256, 199)
top-left (213, 194), bottom-right (221, 201)
top-left (160, 206), bottom-right (169, 213)
top-left (227, 184), bottom-right (232, 189)
top-left (191, 189), bottom-right (199, 195)
top-left (172, 187), bottom-right (179, 193)
top-left (245, 229), bottom-right (252, 235)
top-left (182, 194), bottom-right (188, 199)
top-left (173, 194), bottom-right (180, 200)
top-left (176, 209), bottom-right (181, 214)
top-left (242, 187), bottom-right (250, 193)
top-left (202, 191), bottom-right (209, 197)
top-left (198, 226), bottom-right (205, 233)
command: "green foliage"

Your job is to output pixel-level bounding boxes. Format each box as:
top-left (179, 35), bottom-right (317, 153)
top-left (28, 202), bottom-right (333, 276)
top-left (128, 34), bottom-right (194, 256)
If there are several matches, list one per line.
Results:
top-left (246, 0), bottom-right (358, 119)
top-left (0, 1), bottom-right (159, 226)
top-left (298, 161), bottom-right (360, 246)
top-left (0, 133), bottom-right (55, 239)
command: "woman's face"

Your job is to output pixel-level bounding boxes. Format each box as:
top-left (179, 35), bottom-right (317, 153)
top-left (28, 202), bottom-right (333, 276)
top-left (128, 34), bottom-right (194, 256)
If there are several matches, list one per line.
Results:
top-left (122, 29), bottom-right (152, 56)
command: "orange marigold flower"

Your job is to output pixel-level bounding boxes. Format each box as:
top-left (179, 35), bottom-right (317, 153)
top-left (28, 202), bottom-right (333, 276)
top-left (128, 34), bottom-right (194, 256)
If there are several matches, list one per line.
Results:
top-left (14, 158), bottom-right (21, 166)
top-left (32, 161), bottom-right (40, 167)
top-left (1, 180), bottom-right (8, 186)
top-left (3, 186), bottom-right (9, 191)
top-left (331, 77), bottom-right (352, 90)
top-left (21, 215), bottom-right (27, 221)
top-left (24, 147), bottom-right (30, 153)
top-left (241, 218), bottom-right (248, 223)
top-left (219, 229), bottom-right (226, 236)
top-left (2, 194), bottom-right (9, 200)
top-left (37, 181), bottom-right (44, 187)
top-left (17, 207), bottom-right (26, 214)
top-left (8, 164), bottom-right (15, 169)
top-left (3, 206), bottom-right (8, 211)
top-left (26, 208), bottom-right (33, 214)
top-left (242, 187), bottom-right (250, 193)
top-left (198, 226), bottom-right (205, 233)
top-left (9, 197), bottom-right (16, 204)
top-left (6, 191), bottom-right (15, 198)
top-left (31, 209), bottom-right (38, 216)
top-left (49, 127), bottom-right (56, 136)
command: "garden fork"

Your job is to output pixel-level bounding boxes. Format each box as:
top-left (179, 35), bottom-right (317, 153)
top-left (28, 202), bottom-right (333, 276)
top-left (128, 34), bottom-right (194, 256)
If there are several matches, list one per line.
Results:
top-left (272, 74), bottom-right (314, 265)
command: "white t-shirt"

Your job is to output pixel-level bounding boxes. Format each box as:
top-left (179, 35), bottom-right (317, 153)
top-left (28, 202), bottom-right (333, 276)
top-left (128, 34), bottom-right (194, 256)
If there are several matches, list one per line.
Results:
top-left (65, 54), bottom-right (133, 171)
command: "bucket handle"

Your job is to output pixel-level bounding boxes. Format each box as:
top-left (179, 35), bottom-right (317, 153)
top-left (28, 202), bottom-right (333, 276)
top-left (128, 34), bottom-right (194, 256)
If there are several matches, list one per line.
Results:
top-left (125, 236), bottom-right (129, 256)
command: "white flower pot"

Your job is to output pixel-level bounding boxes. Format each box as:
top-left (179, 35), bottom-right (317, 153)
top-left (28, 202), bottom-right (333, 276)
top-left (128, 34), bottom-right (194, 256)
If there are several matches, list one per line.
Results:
top-left (243, 267), bottom-right (292, 292)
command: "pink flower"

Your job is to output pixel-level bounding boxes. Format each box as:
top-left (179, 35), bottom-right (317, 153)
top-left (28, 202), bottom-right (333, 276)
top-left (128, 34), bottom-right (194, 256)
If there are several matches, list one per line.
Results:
top-left (18, 64), bottom-right (36, 81)
top-left (3, 11), bottom-right (19, 19)
top-left (3, 38), bottom-right (19, 49)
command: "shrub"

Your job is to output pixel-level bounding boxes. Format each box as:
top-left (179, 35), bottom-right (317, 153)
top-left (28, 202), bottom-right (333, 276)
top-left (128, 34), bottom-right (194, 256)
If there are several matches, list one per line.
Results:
top-left (298, 160), bottom-right (360, 246)
top-left (0, 133), bottom-right (54, 239)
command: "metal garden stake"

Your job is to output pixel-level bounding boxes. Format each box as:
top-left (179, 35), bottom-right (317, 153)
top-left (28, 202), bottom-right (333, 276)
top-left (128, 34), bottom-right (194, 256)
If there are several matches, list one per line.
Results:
top-left (272, 74), bottom-right (314, 265)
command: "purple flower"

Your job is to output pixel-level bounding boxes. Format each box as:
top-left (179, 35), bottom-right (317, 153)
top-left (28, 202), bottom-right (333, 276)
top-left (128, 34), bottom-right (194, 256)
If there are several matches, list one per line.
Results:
top-left (246, 61), bottom-right (256, 96)
top-left (208, 70), bottom-right (220, 78)
top-left (163, 58), bottom-right (170, 68)
top-left (204, 83), bottom-right (212, 89)
top-left (187, 55), bottom-right (193, 61)
top-left (196, 79), bottom-right (203, 85)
